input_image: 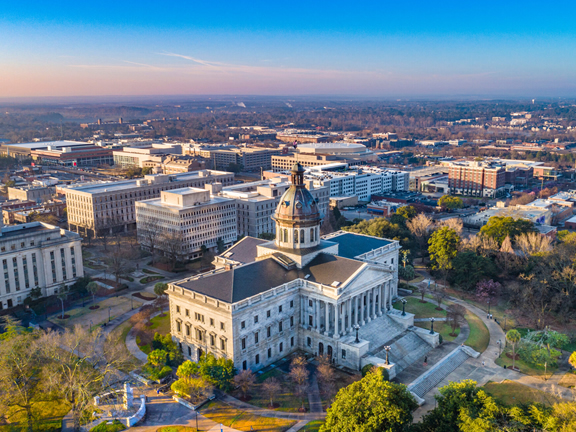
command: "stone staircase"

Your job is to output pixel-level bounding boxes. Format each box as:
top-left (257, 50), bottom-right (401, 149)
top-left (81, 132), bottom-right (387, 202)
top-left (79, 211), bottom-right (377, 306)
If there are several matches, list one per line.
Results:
top-left (383, 332), bottom-right (434, 371)
top-left (408, 347), bottom-right (471, 399)
top-left (358, 314), bottom-right (406, 354)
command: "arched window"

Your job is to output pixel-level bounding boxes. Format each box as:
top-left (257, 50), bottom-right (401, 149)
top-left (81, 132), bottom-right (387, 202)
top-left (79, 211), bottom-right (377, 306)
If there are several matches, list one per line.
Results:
top-left (294, 229), bottom-right (299, 243)
top-left (283, 229), bottom-right (288, 243)
top-left (310, 228), bottom-right (315, 242)
top-left (300, 229), bottom-right (305, 243)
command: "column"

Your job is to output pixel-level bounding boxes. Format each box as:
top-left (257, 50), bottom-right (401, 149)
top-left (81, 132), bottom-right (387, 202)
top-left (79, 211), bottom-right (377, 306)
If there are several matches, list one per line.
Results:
top-left (388, 282), bottom-right (393, 310)
top-left (378, 284), bottom-right (384, 316)
top-left (353, 296), bottom-right (358, 325)
top-left (301, 296), bottom-right (306, 325)
top-left (335, 303), bottom-right (340, 338)
top-left (324, 302), bottom-right (329, 335)
top-left (314, 299), bottom-right (319, 332)
top-left (347, 298), bottom-right (352, 332)
top-left (370, 288), bottom-right (376, 319)
top-left (360, 293), bottom-right (365, 324)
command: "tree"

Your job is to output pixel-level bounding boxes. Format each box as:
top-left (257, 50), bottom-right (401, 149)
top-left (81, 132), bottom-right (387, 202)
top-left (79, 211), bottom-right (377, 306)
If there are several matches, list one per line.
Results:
top-left (316, 357), bottom-right (336, 400)
top-left (480, 216), bottom-right (536, 245)
top-left (436, 217), bottom-right (463, 235)
top-left (57, 289), bottom-right (67, 319)
top-left (161, 231), bottom-right (184, 270)
top-left (148, 349), bottom-right (168, 367)
top-left (506, 329), bottom-right (521, 371)
top-left (407, 213), bottom-right (433, 259)
top-left (438, 195), bottom-right (464, 210)
top-left (216, 237), bottom-right (225, 254)
top-left (0, 318), bottom-right (46, 432)
top-left (154, 282), bottom-right (168, 300)
top-left (86, 281), bottom-right (99, 306)
top-left (448, 252), bottom-right (498, 291)
top-left (497, 235), bottom-right (515, 274)
top-left (196, 353), bottom-right (235, 391)
top-left (446, 304), bottom-right (466, 337)
top-left (321, 368), bottom-right (417, 432)
top-left (234, 369), bottom-right (256, 400)
top-left (262, 377), bottom-right (281, 408)
top-left (569, 351), bottom-right (576, 369)
top-left (395, 205), bottom-right (417, 221)
top-left (37, 324), bottom-right (130, 431)
top-left (515, 231), bottom-right (553, 258)
top-left (200, 244), bottom-right (214, 271)
top-left (258, 232), bottom-right (275, 240)
top-left (344, 217), bottom-right (413, 249)
top-left (289, 355), bottom-right (309, 411)
top-left (138, 220), bottom-right (163, 264)
top-left (106, 239), bottom-right (134, 284)
top-left (428, 227), bottom-right (460, 287)
top-left (418, 284), bottom-right (428, 303)
top-left (171, 376), bottom-right (212, 402)
top-left (475, 279), bottom-right (501, 304)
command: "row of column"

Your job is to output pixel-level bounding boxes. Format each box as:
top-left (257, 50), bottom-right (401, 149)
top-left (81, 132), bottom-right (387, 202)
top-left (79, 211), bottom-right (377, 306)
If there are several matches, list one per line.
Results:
top-left (300, 280), bottom-right (394, 338)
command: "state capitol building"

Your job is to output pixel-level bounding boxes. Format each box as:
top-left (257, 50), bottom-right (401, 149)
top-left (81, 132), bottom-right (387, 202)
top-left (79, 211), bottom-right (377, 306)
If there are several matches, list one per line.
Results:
top-left (167, 163), bottom-right (438, 376)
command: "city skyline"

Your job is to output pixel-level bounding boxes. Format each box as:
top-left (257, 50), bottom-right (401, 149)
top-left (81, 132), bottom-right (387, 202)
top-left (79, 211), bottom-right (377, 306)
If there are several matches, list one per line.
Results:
top-left (2, 0), bottom-right (576, 98)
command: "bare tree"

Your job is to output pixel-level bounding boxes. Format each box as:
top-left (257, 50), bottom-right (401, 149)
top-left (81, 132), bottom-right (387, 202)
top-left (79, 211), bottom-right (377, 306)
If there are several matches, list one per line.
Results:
top-left (57, 289), bottom-right (67, 319)
top-left (516, 232), bottom-right (553, 259)
top-left (37, 325), bottom-right (130, 431)
top-left (289, 355), bottom-right (309, 411)
top-left (406, 213), bottom-right (433, 259)
top-left (106, 237), bottom-right (135, 284)
top-left (436, 217), bottom-right (463, 235)
top-left (233, 369), bottom-right (256, 400)
top-left (262, 377), bottom-right (281, 408)
top-left (446, 304), bottom-right (466, 336)
top-left (86, 281), bottom-right (99, 306)
top-left (138, 220), bottom-right (163, 264)
top-left (316, 356), bottom-right (336, 400)
top-left (418, 284), bottom-right (428, 303)
top-left (433, 288), bottom-right (445, 311)
top-left (162, 231), bottom-right (184, 271)
top-left (498, 235), bottom-right (516, 273)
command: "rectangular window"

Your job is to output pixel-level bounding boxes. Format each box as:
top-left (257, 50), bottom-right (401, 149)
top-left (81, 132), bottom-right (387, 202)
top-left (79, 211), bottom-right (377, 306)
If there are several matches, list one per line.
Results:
top-left (255, 332), bottom-right (259, 344)
top-left (50, 251), bottom-right (56, 283)
top-left (290, 316), bottom-right (294, 327)
top-left (254, 315), bottom-right (258, 324)
top-left (242, 360), bottom-right (247, 370)
top-left (309, 315), bottom-right (313, 326)
top-left (22, 256), bottom-right (29, 289)
top-left (185, 309), bottom-right (190, 316)
top-left (241, 338), bottom-right (246, 350)
top-left (176, 305), bottom-right (181, 313)
top-left (255, 354), bottom-right (260, 364)
top-left (60, 249), bottom-right (67, 280)
top-left (266, 310), bottom-right (271, 318)
top-left (241, 321), bottom-right (246, 329)
top-left (31, 253), bottom-right (39, 287)
top-left (278, 305), bottom-right (283, 313)
top-left (279, 321), bottom-right (283, 332)
top-left (220, 339), bottom-right (226, 351)
top-left (267, 327), bottom-right (271, 338)
top-left (342, 349), bottom-right (346, 359)
top-left (188, 346), bottom-right (192, 356)
top-left (12, 257), bottom-right (20, 291)
top-left (3, 259), bottom-right (10, 293)
top-left (267, 348), bottom-right (272, 358)
top-left (290, 300), bottom-right (294, 308)
top-left (309, 299), bottom-right (313, 307)
top-left (220, 322), bottom-right (225, 331)
top-left (279, 342), bottom-right (283, 352)
top-left (70, 247), bottom-right (76, 278)
top-left (291, 336), bottom-right (294, 347)
top-left (210, 334), bottom-right (215, 346)
top-left (210, 318), bottom-right (214, 326)
top-left (176, 321), bottom-right (181, 332)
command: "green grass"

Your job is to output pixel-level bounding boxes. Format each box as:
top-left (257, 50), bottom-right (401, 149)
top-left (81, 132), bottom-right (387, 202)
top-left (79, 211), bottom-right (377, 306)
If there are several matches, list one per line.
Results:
top-left (301, 420), bottom-right (324, 432)
top-left (140, 275), bottom-right (164, 284)
top-left (416, 320), bottom-right (461, 343)
top-left (200, 400), bottom-right (296, 431)
top-left (108, 320), bottom-right (144, 372)
top-left (393, 296), bottom-right (447, 319)
top-left (136, 313), bottom-right (171, 354)
top-left (123, 276), bottom-right (134, 282)
top-left (0, 399), bottom-right (71, 432)
top-left (483, 380), bottom-right (562, 406)
top-left (495, 348), bottom-right (560, 378)
top-left (239, 369), bottom-right (306, 412)
top-left (89, 419), bottom-right (126, 432)
top-left (464, 311), bottom-right (490, 353)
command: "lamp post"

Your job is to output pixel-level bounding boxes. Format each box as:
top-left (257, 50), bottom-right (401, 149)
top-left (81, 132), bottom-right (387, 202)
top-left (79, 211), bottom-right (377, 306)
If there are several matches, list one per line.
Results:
top-left (354, 324), bottom-right (360, 343)
top-left (384, 345), bottom-right (391, 365)
top-left (108, 306), bottom-right (111, 323)
top-left (544, 362), bottom-right (547, 381)
top-left (401, 298), bottom-right (407, 316)
top-left (195, 410), bottom-right (199, 431)
top-left (487, 299), bottom-right (491, 314)
top-left (504, 314), bottom-right (507, 331)
top-left (131, 295), bottom-right (133, 310)
top-left (497, 339), bottom-right (502, 357)
top-left (430, 317), bottom-right (435, 334)
top-left (90, 320), bottom-right (93, 332)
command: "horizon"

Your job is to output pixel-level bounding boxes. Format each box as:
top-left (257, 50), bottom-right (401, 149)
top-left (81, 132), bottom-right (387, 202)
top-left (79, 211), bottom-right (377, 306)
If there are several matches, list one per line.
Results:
top-left (2, 1), bottom-right (576, 98)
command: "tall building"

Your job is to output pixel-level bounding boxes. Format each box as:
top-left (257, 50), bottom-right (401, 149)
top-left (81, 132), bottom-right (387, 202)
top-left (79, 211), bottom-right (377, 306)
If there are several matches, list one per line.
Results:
top-left (447, 161), bottom-right (506, 198)
top-left (209, 148), bottom-right (282, 171)
top-left (0, 220), bottom-right (83, 310)
top-left (136, 185), bottom-right (237, 260)
top-left (167, 163), bottom-right (440, 377)
top-left (63, 170), bottom-right (234, 237)
top-left (219, 178), bottom-right (330, 238)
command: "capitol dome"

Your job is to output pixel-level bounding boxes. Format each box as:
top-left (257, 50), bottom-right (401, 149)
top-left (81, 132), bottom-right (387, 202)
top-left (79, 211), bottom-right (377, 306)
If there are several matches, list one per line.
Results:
top-left (273, 163), bottom-right (322, 250)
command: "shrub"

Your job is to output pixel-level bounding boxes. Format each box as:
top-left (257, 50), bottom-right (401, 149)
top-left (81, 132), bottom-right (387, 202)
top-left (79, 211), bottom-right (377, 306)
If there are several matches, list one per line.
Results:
top-left (361, 364), bottom-right (374, 377)
top-left (144, 364), bottom-right (173, 381)
top-left (439, 334), bottom-right (443, 344)
top-left (569, 351), bottom-right (576, 369)
top-left (90, 420), bottom-right (125, 432)
top-left (399, 265), bottom-right (416, 280)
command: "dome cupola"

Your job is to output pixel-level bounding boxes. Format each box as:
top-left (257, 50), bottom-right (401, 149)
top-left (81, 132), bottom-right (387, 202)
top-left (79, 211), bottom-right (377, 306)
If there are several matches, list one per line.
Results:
top-left (273, 163), bottom-right (322, 250)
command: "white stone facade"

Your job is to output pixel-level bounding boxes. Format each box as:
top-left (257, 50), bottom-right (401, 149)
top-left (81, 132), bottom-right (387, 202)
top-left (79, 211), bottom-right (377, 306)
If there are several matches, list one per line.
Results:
top-left (0, 221), bottom-right (84, 310)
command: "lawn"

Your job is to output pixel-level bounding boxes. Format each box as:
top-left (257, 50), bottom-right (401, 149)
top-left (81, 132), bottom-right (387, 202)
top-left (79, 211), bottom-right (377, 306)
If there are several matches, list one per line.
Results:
top-left (415, 320), bottom-right (460, 343)
top-left (0, 399), bottom-right (71, 432)
top-left (143, 268), bottom-right (159, 274)
top-left (50, 297), bottom-right (143, 329)
top-left (495, 347), bottom-right (560, 378)
top-left (483, 380), bottom-right (562, 406)
top-left (199, 400), bottom-right (296, 432)
top-left (90, 420), bottom-right (125, 432)
top-left (464, 311), bottom-right (490, 353)
top-left (108, 320), bottom-right (144, 372)
top-left (392, 296), bottom-right (447, 319)
top-left (300, 420), bottom-right (324, 432)
top-left (140, 275), bottom-right (164, 284)
top-left (156, 428), bottom-right (197, 432)
top-left (559, 372), bottom-right (576, 389)
top-left (136, 313), bottom-right (171, 354)
top-left (240, 368), bottom-right (306, 412)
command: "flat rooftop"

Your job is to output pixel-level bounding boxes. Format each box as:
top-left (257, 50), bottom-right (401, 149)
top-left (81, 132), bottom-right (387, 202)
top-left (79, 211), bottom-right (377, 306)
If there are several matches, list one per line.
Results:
top-left (322, 232), bottom-right (393, 259)
top-left (2, 140), bottom-right (91, 150)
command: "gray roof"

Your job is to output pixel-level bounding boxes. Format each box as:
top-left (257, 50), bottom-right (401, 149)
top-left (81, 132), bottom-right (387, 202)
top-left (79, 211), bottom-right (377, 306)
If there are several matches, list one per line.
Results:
top-left (1, 140), bottom-right (90, 150)
top-left (326, 232), bottom-right (392, 259)
top-left (220, 236), bottom-right (268, 264)
top-left (178, 253), bottom-right (364, 303)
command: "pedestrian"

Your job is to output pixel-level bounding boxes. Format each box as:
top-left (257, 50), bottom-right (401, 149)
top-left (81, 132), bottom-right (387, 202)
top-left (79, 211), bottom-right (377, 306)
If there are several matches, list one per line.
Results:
top-left (487, 314), bottom-right (490, 319)
top-left (482, 361), bottom-right (485, 367)
top-left (156, 388), bottom-right (160, 395)
top-left (490, 314), bottom-right (493, 320)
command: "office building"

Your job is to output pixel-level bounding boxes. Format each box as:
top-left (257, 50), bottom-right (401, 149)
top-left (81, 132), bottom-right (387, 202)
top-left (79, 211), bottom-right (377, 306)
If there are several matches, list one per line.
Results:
top-left (0, 219), bottom-right (84, 310)
top-left (447, 161), bottom-right (506, 198)
top-left (30, 145), bottom-right (114, 167)
top-left (136, 186), bottom-right (237, 260)
top-left (8, 186), bottom-right (55, 203)
top-left (113, 144), bottom-right (183, 168)
top-left (63, 170), bottom-right (234, 237)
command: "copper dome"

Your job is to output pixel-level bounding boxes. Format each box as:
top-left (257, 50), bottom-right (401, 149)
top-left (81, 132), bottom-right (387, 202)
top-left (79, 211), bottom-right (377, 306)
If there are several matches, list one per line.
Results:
top-left (273, 163), bottom-right (322, 225)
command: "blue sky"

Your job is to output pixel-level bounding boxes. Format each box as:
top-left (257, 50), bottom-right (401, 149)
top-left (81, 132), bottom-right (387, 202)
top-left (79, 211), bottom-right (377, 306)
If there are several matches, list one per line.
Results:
top-left (1, 0), bottom-right (576, 98)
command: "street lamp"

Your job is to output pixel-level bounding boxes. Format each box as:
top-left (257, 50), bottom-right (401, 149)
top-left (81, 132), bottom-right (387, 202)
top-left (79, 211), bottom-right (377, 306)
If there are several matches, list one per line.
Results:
top-left (497, 339), bottom-right (502, 357)
top-left (544, 362), bottom-right (547, 381)
top-left (487, 299), bottom-right (491, 314)
top-left (430, 317), bottom-right (435, 334)
top-left (354, 324), bottom-right (360, 343)
top-left (504, 314), bottom-right (507, 331)
top-left (90, 320), bottom-right (93, 332)
top-left (195, 410), bottom-right (199, 431)
top-left (401, 298), bottom-right (407, 316)
top-left (108, 306), bottom-right (111, 323)
top-left (384, 345), bottom-right (391, 365)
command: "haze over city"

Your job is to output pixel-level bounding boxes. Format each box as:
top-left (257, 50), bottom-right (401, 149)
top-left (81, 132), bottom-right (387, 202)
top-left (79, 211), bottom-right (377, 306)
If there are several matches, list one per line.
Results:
top-left (3, 0), bottom-right (576, 98)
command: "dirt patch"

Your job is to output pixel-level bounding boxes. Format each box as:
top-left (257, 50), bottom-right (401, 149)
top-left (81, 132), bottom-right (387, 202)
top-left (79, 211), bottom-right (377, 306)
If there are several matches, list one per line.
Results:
top-left (132, 292), bottom-right (157, 301)
top-left (419, 300), bottom-right (428, 303)
top-left (238, 395), bottom-right (252, 402)
top-left (268, 403), bottom-right (280, 409)
top-left (89, 305), bottom-right (100, 310)
top-left (58, 314), bottom-right (71, 319)
top-left (506, 352), bottom-right (520, 360)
